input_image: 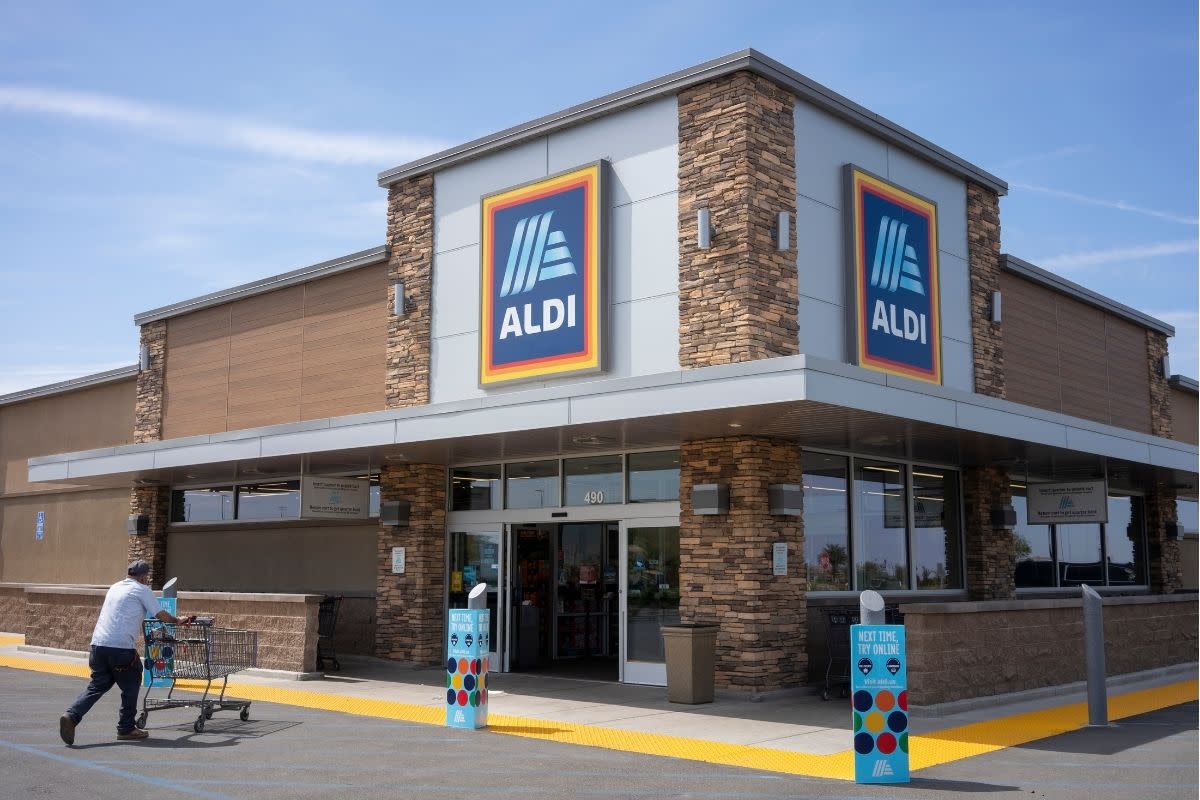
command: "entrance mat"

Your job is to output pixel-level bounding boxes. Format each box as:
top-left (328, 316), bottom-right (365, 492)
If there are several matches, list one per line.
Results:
top-left (3, 654), bottom-right (1193, 781)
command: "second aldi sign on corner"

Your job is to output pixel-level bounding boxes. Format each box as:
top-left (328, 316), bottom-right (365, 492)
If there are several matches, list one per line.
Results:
top-left (479, 161), bottom-right (608, 387)
top-left (845, 165), bottom-right (942, 385)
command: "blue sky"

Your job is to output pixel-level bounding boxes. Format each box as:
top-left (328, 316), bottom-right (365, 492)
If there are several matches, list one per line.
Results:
top-left (0, 1), bottom-right (1196, 394)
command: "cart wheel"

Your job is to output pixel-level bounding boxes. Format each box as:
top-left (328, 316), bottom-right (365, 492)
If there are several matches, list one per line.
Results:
top-left (331, 658), bottom-right (341, 672)
top-left (135, 712), bottom-right (148, 729)
top-left (204, 708), bottom-right (214, 719)
top-left (193, 718), bottom-right (205, 734)
top-left (239, 707), bottom-right (250, 722)
top-left (820, 688), bottom-right (831, 701)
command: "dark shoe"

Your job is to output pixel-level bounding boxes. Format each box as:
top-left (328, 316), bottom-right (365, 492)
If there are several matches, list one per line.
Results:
top-left (116, 728), bottom-right (149, 741)
top-left (59, 714), bottom-right (76, 746)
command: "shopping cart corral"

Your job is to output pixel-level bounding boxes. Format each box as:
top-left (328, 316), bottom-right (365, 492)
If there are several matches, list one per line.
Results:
top-left (140, 618), bottom-right (258, 733)
top-left (819, 605), bottom-right (904, 701)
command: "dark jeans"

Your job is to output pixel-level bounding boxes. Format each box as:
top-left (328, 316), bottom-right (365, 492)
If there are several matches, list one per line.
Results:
top-left (65, 645), bottom-right (142, 733)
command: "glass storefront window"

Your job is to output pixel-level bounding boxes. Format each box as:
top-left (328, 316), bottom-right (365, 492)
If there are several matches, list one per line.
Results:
top-left (1105, 496), bottom-right (1145, 586)
top-left (627, 451), bottom-right (680, 503)
top-left (369, 475), bottom-right (380, 518)
top-left (853, 461), bottom-right (908, 590)
top-left (450, 465), bottom-right (502, 511)
top-left (170, 487), bottom-right (234, 523)
top-left (1178, 498), bottom-right (1199, 539)
top-left (626, 525), bottom-right (680, 663)
top-left (802, 453), bottom-right (850, 591)
top-left (911, 468), bottom-right (962, 589)
top-left (236, 481), bottom-right (301, 520)
top-left (1057, 523), bottom-right (1103, 586)
top-left (1012, 489), bottom-right (1055, 587)
top-left (563, 455), bottom-right (623, 506)
top-left (505, 460), bottom-right (560, 509)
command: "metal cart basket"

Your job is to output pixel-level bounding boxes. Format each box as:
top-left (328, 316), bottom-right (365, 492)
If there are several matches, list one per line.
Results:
top-left (317, 595), bottom-right (341, 671)
top-left (820, 605), bottom-right (904, 701)
top-left (139, 618), bottom-right (257, 733)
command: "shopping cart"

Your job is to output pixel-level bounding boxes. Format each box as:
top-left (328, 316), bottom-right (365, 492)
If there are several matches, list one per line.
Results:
top-left (138, 618), bottom-right (257, 733)
top-left (316, 595), bottom-right (341, 672)
top-left (819, 605), bottom-right (904, 701)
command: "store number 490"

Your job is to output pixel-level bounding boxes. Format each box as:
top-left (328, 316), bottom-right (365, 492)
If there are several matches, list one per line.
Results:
top-left (583, 490), bottom-right (606, 504)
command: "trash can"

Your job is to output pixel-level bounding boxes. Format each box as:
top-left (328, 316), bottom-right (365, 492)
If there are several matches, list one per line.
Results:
top-left (661, 624), bottom-right (718, 704)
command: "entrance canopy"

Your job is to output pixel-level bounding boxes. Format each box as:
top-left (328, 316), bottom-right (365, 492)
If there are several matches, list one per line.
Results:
top-left (27, 355), bottom-right (1198, 491)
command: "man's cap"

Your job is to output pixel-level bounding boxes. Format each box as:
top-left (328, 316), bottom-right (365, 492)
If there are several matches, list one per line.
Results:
top-left (127, 560), bottom-right (150, 576)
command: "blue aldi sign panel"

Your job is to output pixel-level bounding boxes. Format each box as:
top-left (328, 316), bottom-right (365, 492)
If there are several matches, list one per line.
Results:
top-left (845, 165), bottom-right (942, 384)
top-left (479, 162), bottom-right (608, 386)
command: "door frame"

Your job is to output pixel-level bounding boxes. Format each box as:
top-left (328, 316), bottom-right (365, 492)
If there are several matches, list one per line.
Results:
top-left (444, 523), bottom-right (505, 670)
top-left (619, 515), bottom-right (680, 686)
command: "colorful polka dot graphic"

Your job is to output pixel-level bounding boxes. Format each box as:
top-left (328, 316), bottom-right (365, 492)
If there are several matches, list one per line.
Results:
top-left (852, 689), bottom-right (907, 755)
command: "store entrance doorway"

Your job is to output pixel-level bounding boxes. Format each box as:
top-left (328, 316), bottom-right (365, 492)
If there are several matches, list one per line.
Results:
top-left (508, 522), bottom-right (619, 681)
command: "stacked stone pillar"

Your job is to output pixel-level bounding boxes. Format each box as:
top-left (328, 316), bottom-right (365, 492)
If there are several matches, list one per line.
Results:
top-left (129, 320), bottom-right (170, 588)
top-left (385, 174), bottom-right (435, 408)
top-left (375, 464), bottom-right (446, 665)
top-left (967, 183), bottom-right (1005, 399)
top-left (678, 437), bottom-right (806, 693)
top-left (961, 466), bottom-right (1016, 601)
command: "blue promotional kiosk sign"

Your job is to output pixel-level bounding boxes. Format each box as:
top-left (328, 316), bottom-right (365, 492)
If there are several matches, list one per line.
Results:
top-left (143, 597), bottom-right (177, 688)
top-left (445, 608), bottom-right (489, 729)
top-left (850, 624), bottom-right (909, 783)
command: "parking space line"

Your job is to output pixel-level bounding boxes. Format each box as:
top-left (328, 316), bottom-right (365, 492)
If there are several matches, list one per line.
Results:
top-left (3, 654), bottom-right (1194, 781)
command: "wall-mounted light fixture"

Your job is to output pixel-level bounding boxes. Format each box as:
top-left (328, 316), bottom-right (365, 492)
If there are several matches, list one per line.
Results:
top-left (392, 281), bottom-right (406, 317)
top-left (1160, 354), bottom-right (1170, 379)
top-left (768, 483), bottom-right (802, 516)
top-left (990, 503), bottom-right (1017, 530)
top-left (381, 500), bottom-right (411, 527)
top-left (127, 514), bottom-right (150, 536)
top-left (697, 209), bottom-right (714, 249)
top-left (772, 211), bottom-right (791, 251)
top-left (692, 483), bottom-right (728, 515)
top-left (139, 344), bottom-right (150, 372)
top-left (989, 290), bottom-right (1002, 324)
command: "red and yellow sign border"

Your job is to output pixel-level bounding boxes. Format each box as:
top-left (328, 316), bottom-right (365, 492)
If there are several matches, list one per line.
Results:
top-left (478, 162), bottom-right (606, 386)
top-left (846, 166), bottom-right (942, 385)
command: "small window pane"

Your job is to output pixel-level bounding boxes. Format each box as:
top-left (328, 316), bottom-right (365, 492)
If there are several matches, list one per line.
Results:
top-left (564, 455), bottom-right (623, 506)
top-left (1012, 490), bottom-right (1055, 587)
top-left (1178, 498), bottom-right (1199, 538)
top-left (854, 461), bottom-right (908, 590)
top-left (369, 475), bottom-right (380, 518)
top-left (1105, 496), bottom-right (1145, 585)
top-left (170, 487), bottom-right (234, 523)
top-left (1057, 523), bottom-right (1102, 586)
top-left (628, 451), bottom-right (680, 503)
top-left (506, 460), bottom-right (559, 509)
top-left (802, 453), bottom-right (850, 591)
top-left (451, 465), bottom-right (502, 511)
top-left (911, 468), bottom-right (962, 590)
top-left (236, 481), bottom-right (301, 520)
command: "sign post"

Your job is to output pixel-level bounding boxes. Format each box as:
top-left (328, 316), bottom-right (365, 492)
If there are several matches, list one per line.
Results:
top-left (445, 584), bottom-right (490, 730)
top-left (851, 619), bottom-right (909, 783)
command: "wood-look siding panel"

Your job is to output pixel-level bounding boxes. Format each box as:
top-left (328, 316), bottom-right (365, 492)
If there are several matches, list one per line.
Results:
top-left (1171, 390), bottom-right (1198, 445)
top-left (1105, 317), bottom-right (1150, 433)
top-left (164, 307), bottom-right (231, 438)
top-left (1001, 274), bottom-right (1063, 413)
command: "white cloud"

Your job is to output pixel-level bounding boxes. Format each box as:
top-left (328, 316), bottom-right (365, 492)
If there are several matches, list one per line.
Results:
top-left (0, 86), bottom-right (448, 166)
top-left (1039, 240), bottom-right (1198, 270)
top-left (1012, 182), bottom-right (1198, 226)
top-left (997, 145), bottom-right (1094, 170)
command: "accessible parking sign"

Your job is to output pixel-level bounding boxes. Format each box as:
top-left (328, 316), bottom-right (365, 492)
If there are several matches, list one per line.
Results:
top-left (850, 623), bottom-right (909, 783)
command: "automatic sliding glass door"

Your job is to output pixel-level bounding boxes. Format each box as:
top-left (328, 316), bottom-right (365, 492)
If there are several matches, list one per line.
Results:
top-left (448, 526), bottom-right (504, 668)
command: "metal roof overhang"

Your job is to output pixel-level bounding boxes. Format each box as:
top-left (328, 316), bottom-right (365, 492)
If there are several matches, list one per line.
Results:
top-left (27, 355), bottom-right (1197, 493)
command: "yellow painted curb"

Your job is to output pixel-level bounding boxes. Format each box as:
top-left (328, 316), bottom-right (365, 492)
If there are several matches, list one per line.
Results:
top-left (2, 653), bottom-right (1193, 781)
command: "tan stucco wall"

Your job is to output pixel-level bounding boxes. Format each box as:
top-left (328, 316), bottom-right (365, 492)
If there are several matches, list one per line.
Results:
top-left (1170, 388), bottom-right (1198, 445)
top-left (166, 522), bottom-right (376, 593)
top-left (0, 489), bottom-right (130, 584)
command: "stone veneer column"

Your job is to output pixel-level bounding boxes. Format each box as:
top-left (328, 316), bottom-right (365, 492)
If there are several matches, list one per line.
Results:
top-left (1142, 482), bottom-right (1182, 594)
top-left (677, 72), bottom-right (797, 367)
top-left (967, 183), bottom-right (1005, 398)
top-left (1146, 331), bottom-right (1172, 438)
top-left (385, 174), bottom-right (435, 408)
top-left (376, 463), bottom-right (446, 664)
top-left (961, 466), bottom-right (1015, 600)
top-left (129, 320), bottom-right (170, 587)
top-left (678, 437), bottom-right (805, 693)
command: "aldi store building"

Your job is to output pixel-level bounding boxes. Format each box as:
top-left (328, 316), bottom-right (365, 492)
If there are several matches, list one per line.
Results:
top-left (2, 50), bottom-right (1196, 701)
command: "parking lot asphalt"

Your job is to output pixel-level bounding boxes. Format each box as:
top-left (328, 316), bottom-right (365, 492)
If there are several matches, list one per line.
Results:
top-left (1, 667), bottom-right (1196, 800)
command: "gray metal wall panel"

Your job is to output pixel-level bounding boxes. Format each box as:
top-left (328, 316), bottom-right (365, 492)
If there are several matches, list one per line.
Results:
top-left (547, 96), bottom-right (678, 207)
top-left (885, 148), bottom-right (969, 261)
top-left (433, 139), bottom-right (548, 255)
top-left (610, 191), bottom-right (679, 305)
top-left (941, 337), bottom-right (974, 393)
top-left (797, 296), bottom-right (847, 362)
top-left (431, 245), bottom-right (480, 339)
top-left (796, 196), bottom-right (842, 305)
top-left (795, 101), bottom-right (887, 209)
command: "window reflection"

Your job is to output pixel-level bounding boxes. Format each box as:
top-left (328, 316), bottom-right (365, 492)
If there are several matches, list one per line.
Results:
top-left (170, 487), bottom-right (235, 523)
top-left (563, 455), bottom-right (623, 506)
top-left (1105, 496), bottom-right (1144, 585)
top-left (911, 468), bottom-right (961, 589)
top-left (853, 462), bottom-right (908, 590)
top-left (1057, 523), bottom-right (1103, 586)
top-left (450, 465), bottom-right (502, 511)
top-left (236, 481), bottom-right (301, 520)
top-left (802, 453), bottom-right (850, 591)
top-left (627, 451), bottom-right (680, 503)
top-left (1012, 489), bottom-right (1055, 588)
top-left (505, 460), bottom-right (559, 509)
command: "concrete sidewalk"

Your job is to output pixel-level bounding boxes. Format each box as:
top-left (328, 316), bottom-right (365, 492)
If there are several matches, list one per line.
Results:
top-left (3, 632), bottom-right (1195, 780)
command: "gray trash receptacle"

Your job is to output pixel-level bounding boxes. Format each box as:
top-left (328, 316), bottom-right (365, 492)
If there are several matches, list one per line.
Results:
top-left (661, 624), bottom-right (718, 704)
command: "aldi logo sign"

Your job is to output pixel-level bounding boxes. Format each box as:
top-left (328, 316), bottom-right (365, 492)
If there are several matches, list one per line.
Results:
top-left (845, 166), bottom-right (942, 384)
top-left (479, 162), bottom-right (608, 386)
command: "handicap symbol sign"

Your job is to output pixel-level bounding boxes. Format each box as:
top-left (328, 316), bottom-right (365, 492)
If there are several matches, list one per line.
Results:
top-left (857, 657), bottom-right (873, 675)
top-left (886, 657), bottom-right (901, 675)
